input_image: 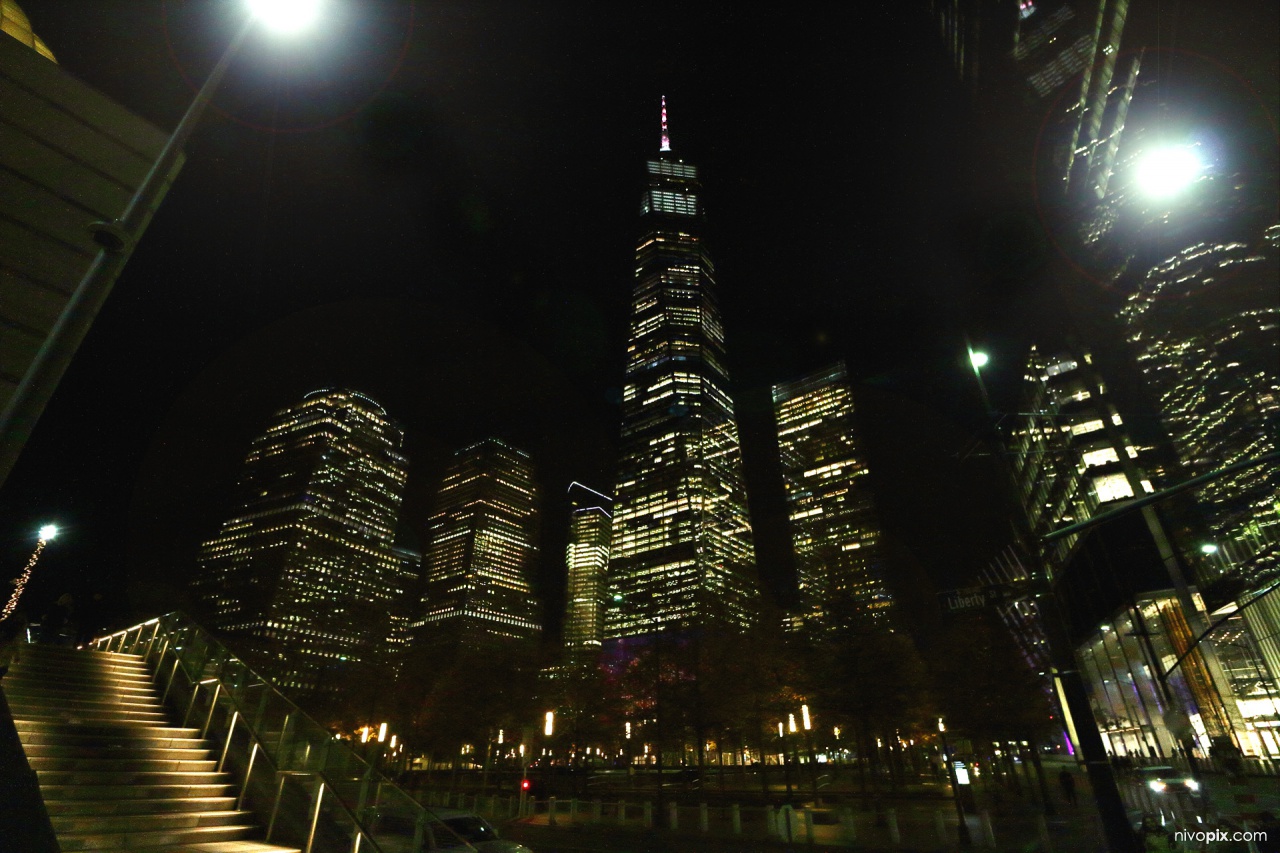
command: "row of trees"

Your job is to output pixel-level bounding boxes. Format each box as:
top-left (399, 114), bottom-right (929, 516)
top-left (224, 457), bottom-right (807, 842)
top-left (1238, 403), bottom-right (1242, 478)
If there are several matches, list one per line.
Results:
top-left (324, 593), bottom-right (1059, 793)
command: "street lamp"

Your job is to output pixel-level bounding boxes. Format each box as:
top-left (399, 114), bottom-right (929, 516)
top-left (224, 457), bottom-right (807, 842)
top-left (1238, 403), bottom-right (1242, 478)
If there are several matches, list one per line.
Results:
top-left (1135, 145), bottom-right (1203, 200)
top-left (0, 0), bottom-right (322, 486)
top-left (2, 524), bottom-right (59, 622)
top-left (938, 717), bottom-right (973, 846)
top-left (248, 0), bottom-right (323, 33)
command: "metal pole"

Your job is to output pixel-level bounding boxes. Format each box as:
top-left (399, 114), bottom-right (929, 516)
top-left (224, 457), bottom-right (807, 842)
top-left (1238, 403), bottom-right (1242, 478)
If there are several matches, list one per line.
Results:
top-left (0, 11), bottom-right (256, 487)
top-left (939, 727), bottom-right (973, 846)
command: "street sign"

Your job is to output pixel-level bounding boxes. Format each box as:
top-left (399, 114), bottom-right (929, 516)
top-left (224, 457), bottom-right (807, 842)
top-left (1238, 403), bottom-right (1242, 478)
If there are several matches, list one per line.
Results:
top-left (937, 584), bottom-right (1018, 614)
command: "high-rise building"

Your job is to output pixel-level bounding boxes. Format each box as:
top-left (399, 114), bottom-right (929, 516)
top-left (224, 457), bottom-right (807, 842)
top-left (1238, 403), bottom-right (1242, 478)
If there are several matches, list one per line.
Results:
top-left (192, 389), bottom-right (410, 697)
top-left (605, 99), bottom-right (758, 639)
top-left (1008, 345), bottom-right (1156, 579)
top-left (1119, 232), bottom-right (1280, 591)
top-left (772, 362), bottom-right (890, 628)
top-left (414, 438), bottom-right (541, 650)
top-left (563, 482), bottom-right (612, 660)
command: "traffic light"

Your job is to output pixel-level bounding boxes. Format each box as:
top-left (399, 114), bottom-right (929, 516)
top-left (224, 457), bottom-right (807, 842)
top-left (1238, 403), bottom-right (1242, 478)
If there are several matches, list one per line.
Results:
top-left (521, 779), bottom-right (531, 791)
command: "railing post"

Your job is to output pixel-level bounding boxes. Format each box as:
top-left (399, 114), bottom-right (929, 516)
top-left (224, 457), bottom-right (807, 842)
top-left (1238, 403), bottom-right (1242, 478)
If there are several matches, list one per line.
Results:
top-left (183, 681), bottom-right (203, 728)
top-left (276, 712), bottom-right (294, 766)
top-left (887, 807), bottom-right (900, 844)
top-left (699, 802), bottom-right (709, 832)
top-left (161, 655), bottom-right (183, 705)
top-left (143, 619), bottom-right (161, 661)
top-left (266, 773), bottom-right (288, 841)
top-left (218, 711), bottom-right (239, 773)
top-left (201, 683), bottom-right (222, 739)
top-left (731, 802), bottom-right (741, 834)
top-left (238, 743), bottom-right (260, 810)
top-left (305, 781), bottom-right (326, 853)
top-left (548, 796), bottom-right (557, 825)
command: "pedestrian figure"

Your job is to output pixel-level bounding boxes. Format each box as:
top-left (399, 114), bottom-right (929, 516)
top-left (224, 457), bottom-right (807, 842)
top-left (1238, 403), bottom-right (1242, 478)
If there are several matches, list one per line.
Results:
top-left (1058, 768), bottom-right (1077, 806)
top-left (40, 593), bottom-right (75, 645)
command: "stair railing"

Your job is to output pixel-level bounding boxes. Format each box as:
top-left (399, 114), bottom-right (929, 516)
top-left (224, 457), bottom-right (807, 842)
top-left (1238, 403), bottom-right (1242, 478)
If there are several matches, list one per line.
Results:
top-left (91, 613), bottom-right (477, 853)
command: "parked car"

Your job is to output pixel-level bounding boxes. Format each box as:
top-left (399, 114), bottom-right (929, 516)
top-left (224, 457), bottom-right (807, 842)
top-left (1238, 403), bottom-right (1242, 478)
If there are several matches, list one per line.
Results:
top-left (367, 807), bottom-right (533, 852)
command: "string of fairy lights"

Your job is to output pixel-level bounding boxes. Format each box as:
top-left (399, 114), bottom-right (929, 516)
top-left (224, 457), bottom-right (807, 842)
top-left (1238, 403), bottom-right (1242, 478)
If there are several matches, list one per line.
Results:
top-left (1, 524), bottom-right (58, 622)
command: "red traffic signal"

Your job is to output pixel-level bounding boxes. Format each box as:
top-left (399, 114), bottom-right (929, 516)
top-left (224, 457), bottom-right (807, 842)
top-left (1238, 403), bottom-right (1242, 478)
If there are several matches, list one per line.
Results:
top-left (521, 779), bottom-right (531, 791)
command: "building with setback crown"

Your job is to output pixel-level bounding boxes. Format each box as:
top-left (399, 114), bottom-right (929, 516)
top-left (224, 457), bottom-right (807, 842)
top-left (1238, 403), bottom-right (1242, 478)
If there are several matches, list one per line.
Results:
top-left (564, 482), bottom-right (612, 660)
top-left (773, 362), bottom-right (890, 628)
top-left (414, 438), bottom-right (541, 650)
top-left (605, 98), bottom-right (758, 640)
top-left (192, 389), bottom-right (410, 697)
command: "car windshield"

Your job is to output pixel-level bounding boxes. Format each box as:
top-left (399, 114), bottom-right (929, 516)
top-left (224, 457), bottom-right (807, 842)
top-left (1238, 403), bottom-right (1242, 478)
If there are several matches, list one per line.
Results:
top-left (440, 816), bottom-right (498, 843)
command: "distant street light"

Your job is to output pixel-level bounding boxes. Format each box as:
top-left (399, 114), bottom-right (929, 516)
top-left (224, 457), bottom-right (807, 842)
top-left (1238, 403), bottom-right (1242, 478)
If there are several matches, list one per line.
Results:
top-left (1135, 145), bottom-right (1203, 199)
top-left (969, 350), bottom-right (990, 370)
top-left (2, 524), bottom-right (60, 622)
top-left (0, 1), bottom-right (322, 486)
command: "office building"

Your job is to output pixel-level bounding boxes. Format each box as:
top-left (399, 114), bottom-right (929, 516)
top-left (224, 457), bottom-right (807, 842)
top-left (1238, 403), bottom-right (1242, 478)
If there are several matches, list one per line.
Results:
top-left (1119, 233), bottom-right (1280, 591)
top-left (563, 483), bottom-right (612, 660)
top-left (192, 389), bottom-right (410, 696)
top-left (605, 99), bottom-right (759, 639)
top-left (414, 438), bottom-right (541, 650)
top-left (1008, 345), bottom-right (1156, 579)
top-left (772, 362), bottom-right (890, 627)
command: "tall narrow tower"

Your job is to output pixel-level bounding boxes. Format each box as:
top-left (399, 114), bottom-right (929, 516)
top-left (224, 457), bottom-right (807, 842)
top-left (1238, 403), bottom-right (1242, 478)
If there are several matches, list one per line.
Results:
top-left (192, 389), bottom-right (410, 696)
top-left (605, 99), bottom-right (758, 639)
top-left (564, 482), bottom-right (612, 660)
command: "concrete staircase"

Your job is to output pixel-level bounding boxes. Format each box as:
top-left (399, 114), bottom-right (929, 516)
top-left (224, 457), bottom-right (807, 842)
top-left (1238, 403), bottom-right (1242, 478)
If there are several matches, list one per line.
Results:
top-left (5, 644), bottom-right (298, 853)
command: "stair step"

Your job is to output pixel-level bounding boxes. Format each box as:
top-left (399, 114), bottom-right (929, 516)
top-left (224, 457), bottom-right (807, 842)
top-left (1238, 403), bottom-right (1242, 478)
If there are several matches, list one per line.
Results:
top-left (15, 720), bottom-right (202, 738)
top-left (56, 822), bottom-right (256, 851)
top-left (22, 743), bottom-right (213, 760)
top-left (41, 796), bottom-right (239, 816)
top-left (11, 710), bottom-right (172, 726)
top-left (130, 842), bottom-right (302, 853)
top-left (39, 782), bottom-right (236, 800)
top-left (51, 808), bottom-right (251, 835)
top-left (5, 686), bottom-right (163, 706)
top-left (37, 769), bottom-right (232, 787)
top-left (30, 756), bottom-right (218, 772)
top-left (1, 680), bottom-right (160, 700)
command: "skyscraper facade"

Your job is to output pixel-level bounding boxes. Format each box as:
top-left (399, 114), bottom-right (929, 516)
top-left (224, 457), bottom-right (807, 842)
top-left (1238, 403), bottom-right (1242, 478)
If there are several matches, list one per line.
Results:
top-left (605, 100), bottom-right (759, 639)
top-left (772, 362), bottom-right (890, 627)
top-left (1119, 233), bottom-right (1280, 591)
top-left (414, 438), bottom-right (541, 650)
top-left (563, 482), bottom-right (612, 660)
top-left (1008, 346), bottom-right (1156, 579)
top-left (192, 389), bottom-right (410, 696)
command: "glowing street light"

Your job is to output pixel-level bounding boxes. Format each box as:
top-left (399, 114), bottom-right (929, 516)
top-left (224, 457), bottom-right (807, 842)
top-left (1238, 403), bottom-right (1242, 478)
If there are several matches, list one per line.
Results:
top-left (2, 524), bottom-right (60, 621)
top-left (801, 704), bottom-right (812, 732)
top-left (0, 0), bottom-right (325, 487)
top-left (969, 350), bottom-right (990, 370)
top-left (248, 0), bottom-right (322, 34)
top-left (1135, 145), bottom-right (1203, 199)
top-left (544, 711), bottom-right (555, 737)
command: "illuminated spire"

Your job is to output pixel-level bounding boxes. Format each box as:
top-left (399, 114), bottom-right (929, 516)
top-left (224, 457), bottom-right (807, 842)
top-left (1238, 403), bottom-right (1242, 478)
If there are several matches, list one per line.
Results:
top-left (660, 95), bottom-right (671, 152)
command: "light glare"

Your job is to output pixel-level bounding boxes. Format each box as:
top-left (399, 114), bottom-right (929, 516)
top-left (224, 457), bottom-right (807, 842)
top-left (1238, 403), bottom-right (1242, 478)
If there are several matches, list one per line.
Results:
top-left (38, 524), bottom-right (58, 541)
top-left (969, 351), bottom-right (990, 370)
top-left (1135, 146), bottom-right (1202, 199)
top-left (248, 0), bottom-right (322, 34)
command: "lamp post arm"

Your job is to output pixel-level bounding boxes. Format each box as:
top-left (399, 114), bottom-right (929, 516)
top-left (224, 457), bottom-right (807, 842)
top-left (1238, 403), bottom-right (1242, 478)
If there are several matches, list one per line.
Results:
top-left (0, 13), bottom-right (255, 487)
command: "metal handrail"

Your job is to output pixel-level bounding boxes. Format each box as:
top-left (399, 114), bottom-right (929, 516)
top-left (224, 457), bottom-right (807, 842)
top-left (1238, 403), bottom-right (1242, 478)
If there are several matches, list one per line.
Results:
top-left (90, 612), bottom-right (478, 853)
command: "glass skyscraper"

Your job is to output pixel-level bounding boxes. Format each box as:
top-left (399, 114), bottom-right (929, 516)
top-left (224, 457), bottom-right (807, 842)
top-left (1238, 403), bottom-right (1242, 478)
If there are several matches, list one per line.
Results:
top-left (413, 438), bottom-right (542, 650)
top-left (605, 100), bottom-right (758, 639)
top-left (773, 362), bottom-right (890, 628)
top-left (563, 482), bottom-right (612, 660)
top-left (1119, 233), bottom-right (1280, 589)
top-left (192, 389), bottom-right (410, 696)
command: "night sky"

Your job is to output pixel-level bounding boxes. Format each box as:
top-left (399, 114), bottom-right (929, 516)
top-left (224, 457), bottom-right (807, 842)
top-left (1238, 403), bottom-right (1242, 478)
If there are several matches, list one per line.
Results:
top-left (3, 1), bottom-right (1275, 640)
